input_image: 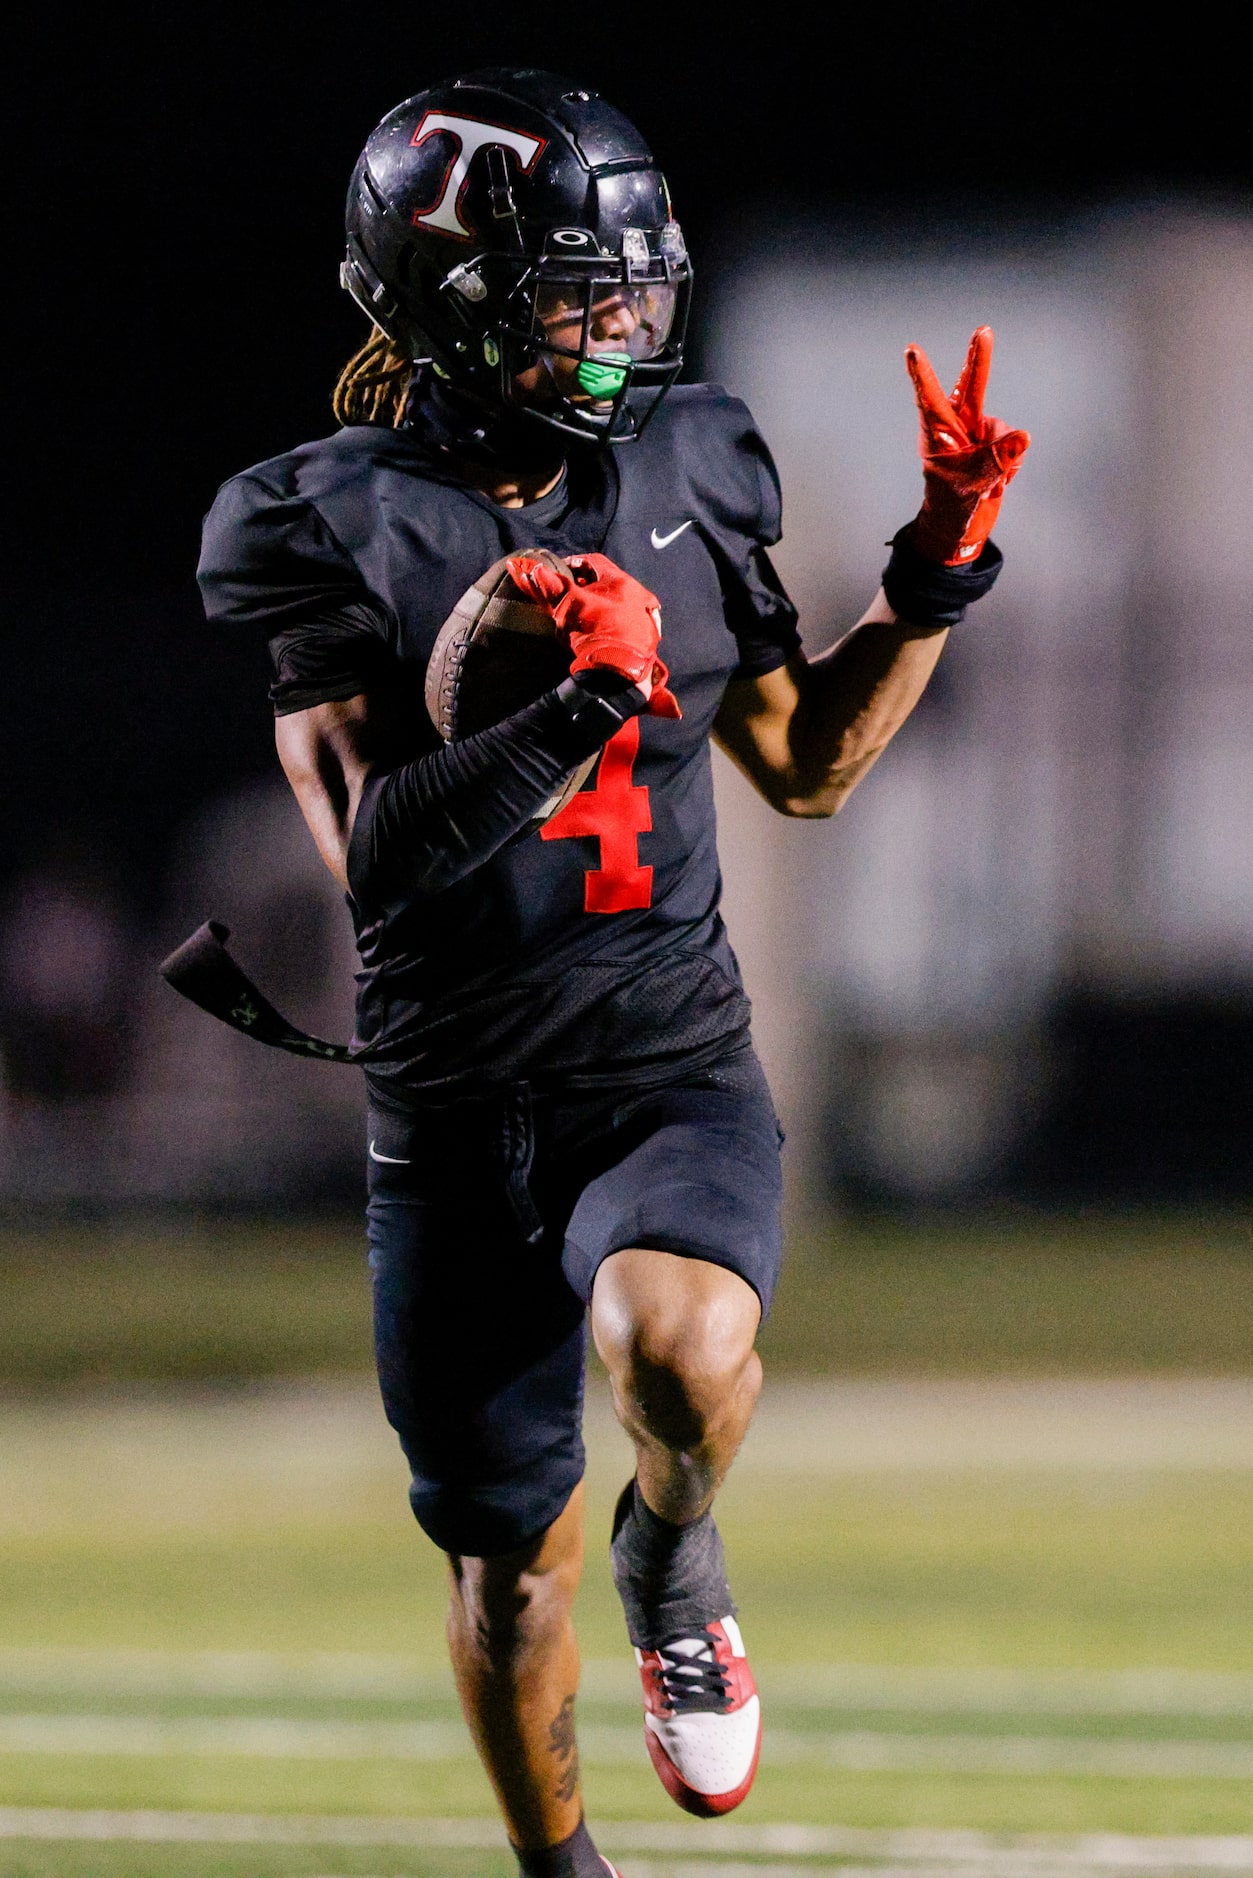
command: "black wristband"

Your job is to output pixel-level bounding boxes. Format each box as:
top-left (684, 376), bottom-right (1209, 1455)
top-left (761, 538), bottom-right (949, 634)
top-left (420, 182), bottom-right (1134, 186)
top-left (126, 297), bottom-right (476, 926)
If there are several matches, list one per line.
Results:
top-left (550, 669), bottom-right (648, 757)
top-left (881, 528), bottom-right (1003, 627)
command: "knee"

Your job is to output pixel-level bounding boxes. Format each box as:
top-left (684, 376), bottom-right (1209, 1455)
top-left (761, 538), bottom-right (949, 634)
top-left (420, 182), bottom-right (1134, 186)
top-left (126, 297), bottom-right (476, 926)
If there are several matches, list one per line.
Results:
top-left (630, 1324), bottom-right (762, 1450)
top-left (596, 1267), bottom-right (762, 1452)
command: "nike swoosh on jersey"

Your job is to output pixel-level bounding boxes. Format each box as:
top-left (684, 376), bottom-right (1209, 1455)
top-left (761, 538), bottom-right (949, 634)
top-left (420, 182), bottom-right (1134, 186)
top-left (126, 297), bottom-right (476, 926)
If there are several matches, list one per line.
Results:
top-left (650, 520), bottom-right (694, 549)
top-left (368, 1141), bottom-right (412, 1164)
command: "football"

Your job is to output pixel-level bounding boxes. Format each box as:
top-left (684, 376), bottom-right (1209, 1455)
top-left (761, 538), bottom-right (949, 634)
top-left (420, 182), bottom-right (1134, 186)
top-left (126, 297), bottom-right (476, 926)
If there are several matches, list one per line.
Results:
top-left (425, 548), bottom-right (597, 826)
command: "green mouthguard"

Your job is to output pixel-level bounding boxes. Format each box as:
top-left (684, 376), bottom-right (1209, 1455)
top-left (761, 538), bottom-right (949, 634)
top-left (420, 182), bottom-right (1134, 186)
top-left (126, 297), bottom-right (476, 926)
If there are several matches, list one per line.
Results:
top-left (576, 352), bottom-right (630, 398)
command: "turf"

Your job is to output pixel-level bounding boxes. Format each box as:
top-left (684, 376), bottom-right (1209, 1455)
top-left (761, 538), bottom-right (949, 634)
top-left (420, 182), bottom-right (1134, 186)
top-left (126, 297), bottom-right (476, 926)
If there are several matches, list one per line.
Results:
top-left (1, 1209), bottom-right (1251, 1382)
top-left (0, 1850), bottom-right (515, 1878)
top-left (0, 1385), bottom-right (1250, 1856)
top-left (2, 1219), bottom-right (1251, 1872)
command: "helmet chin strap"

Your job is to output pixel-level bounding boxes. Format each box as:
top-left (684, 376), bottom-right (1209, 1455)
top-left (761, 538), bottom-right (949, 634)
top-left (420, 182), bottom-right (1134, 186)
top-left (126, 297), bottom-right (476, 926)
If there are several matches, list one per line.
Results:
top-left (405, 367), bottom-right (571, 477)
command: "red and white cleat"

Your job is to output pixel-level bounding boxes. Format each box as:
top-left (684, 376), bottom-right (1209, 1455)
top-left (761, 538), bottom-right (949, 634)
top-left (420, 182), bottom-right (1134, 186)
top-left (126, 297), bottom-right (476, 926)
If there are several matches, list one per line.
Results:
top-left (634, 1615), bottom-right (762, 1817)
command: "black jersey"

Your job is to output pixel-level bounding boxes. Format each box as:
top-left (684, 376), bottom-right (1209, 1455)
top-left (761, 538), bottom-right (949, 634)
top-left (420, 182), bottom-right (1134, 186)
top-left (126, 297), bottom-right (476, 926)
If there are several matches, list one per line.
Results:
top-left (198, 385), bottom-right (800, 1098)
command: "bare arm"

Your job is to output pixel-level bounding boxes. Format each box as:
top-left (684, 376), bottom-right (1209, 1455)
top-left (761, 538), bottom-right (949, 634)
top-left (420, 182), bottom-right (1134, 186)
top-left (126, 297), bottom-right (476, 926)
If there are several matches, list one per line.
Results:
top-left (713, 589), bottom-right (948, 818)
top-left (275, 695), bottom-right (376, 889)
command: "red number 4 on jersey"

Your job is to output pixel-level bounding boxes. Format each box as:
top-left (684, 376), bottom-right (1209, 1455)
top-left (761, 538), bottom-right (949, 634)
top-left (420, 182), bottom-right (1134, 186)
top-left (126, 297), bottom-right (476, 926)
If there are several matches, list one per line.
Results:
top-left (541, 717), bottom-right (653, 912)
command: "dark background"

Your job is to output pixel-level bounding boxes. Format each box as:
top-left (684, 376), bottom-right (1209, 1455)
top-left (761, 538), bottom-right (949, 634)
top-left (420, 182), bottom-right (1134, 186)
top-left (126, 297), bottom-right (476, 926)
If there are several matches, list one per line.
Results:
top-left (10, 3), bottom-right (1247, 909)
top-left (6, 4), bottom-right (1250, 1210)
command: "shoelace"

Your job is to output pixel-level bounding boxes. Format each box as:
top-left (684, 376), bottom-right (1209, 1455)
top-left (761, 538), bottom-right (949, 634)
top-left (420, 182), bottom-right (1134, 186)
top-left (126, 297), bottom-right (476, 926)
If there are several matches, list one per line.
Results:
top-left (650, 1629), bottom-right (731, 1714)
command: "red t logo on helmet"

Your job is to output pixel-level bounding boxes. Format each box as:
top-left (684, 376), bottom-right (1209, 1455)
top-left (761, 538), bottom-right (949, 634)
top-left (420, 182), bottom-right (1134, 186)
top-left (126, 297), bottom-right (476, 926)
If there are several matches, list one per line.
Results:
top-left (409, 112), bottom-right (547, 239)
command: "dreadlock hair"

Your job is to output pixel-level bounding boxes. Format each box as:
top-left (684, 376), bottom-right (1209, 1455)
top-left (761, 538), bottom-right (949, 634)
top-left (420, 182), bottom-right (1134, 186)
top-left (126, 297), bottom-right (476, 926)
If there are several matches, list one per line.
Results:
top-left (332, 327), bottom-right (414, 427)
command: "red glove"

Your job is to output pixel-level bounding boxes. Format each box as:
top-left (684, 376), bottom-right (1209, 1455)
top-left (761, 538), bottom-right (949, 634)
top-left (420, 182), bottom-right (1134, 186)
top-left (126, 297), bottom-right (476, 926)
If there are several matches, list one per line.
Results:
top-left (905, 325), bottom-right (1030, 565)
top-left (508, 552), bottom-right (682, 720)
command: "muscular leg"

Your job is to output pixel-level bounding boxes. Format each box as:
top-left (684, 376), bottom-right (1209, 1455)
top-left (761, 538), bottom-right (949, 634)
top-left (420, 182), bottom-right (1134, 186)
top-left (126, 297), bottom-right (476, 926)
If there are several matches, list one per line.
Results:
top-left (443, 1255), bottom-right (761, 1851)
top-left (590, 1249), bottom-right (762, 1523)
top-left (446, 1482), bottom-right (586, 1851)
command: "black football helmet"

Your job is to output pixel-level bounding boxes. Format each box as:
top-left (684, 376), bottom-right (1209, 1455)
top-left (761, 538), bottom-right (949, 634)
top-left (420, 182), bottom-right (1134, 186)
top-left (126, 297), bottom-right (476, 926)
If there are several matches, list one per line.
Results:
top-left (341, 68), bottom-right (692, 444)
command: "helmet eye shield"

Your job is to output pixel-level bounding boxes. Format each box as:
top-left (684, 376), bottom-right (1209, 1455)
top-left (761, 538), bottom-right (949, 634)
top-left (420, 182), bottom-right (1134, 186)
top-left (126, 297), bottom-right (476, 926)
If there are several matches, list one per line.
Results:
top-left (516, 259), bottom-right (688, 433)
top-left (532, 279), bottom-right (679, 364)
top-left (450, 225), bottom-right (691, 438)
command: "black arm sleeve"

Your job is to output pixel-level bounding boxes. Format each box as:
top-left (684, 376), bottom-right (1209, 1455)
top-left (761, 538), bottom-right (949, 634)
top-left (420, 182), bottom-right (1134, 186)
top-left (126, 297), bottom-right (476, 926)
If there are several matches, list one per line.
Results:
top-left (347, 684), bottom-right (632, 905)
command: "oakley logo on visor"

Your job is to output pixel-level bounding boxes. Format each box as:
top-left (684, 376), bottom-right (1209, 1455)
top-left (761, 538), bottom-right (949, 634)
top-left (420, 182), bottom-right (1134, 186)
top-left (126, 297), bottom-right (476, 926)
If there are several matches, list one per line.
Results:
top-left (410, 112), bottom-right (546, 239)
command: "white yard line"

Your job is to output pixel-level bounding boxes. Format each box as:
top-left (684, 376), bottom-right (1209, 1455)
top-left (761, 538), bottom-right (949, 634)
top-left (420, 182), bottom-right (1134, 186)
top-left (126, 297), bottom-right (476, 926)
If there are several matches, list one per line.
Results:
top-left (1, 1713), bottom-right (1251, 1779)
top-left (0, 1713), bottom-right (469, 1759)
top-left (2, 1648), bottom-right (1251, 1718)
top-left (738, 1665), bottom-right (1253, 1719)
top-left (0, 1647), bottom-right (459, 1702)
top-left (1, 1810), bottom-right (1253, 1873)
top-left (602, 1826), bottom-right (1253, 1877)
top-left (612, 1867), bottom-right (1252, 1878)
top-left (610, 1867), bottom-right (1250, 1878)
top-left (762, 1730), bottom-right (1253, 1779)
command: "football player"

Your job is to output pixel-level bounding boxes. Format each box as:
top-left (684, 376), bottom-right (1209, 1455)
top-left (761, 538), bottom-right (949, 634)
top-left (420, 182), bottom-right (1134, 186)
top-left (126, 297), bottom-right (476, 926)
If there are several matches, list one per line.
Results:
top-left (197, 68), bottom-right (1027, 1878)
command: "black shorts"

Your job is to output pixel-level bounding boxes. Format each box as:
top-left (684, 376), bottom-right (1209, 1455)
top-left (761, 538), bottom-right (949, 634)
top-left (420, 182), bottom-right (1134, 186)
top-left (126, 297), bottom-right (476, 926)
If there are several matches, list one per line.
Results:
top-left (365, 1048), bottom-right (784, 1558)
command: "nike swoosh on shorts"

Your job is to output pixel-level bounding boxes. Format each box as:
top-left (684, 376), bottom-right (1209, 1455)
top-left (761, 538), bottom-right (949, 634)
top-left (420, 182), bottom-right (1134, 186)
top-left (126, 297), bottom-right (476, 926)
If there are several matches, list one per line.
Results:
top-left (651, 520), bottom-right (693, 549)
top-left (368, 1141), bottom-right (412, 1164)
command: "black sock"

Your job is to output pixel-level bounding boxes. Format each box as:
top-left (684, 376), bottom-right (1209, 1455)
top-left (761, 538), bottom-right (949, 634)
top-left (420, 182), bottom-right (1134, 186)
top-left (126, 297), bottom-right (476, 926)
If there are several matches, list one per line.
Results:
top-left (609, 1477), bottom-right (735, 1650)
top-left (513, 1818), bottom-right (609, 1878)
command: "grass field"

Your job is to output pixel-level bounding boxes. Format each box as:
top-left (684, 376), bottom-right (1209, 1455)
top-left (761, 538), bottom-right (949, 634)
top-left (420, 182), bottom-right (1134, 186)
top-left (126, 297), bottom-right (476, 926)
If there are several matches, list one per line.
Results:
top-left (2, 1382), bottom-right (1252, 1873)
top-left (0, 1219), bottom-right (1251, 1875)
top-left (2, 1210), bottom-right (1252, 1383)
